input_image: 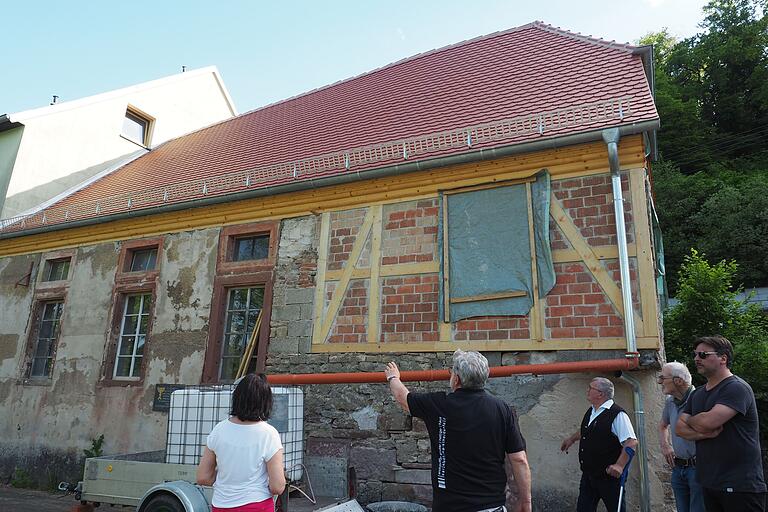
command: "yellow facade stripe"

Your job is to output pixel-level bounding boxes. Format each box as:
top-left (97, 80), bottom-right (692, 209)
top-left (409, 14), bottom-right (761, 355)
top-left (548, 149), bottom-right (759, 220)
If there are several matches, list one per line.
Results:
top-left (367, 205), bottom-right (383, 344)
top-left (311, 335), bottom-right (659, 353)
top-left (311, 213), bottom-right (331, 345)
top-left (0, 136), bottom-right (645, 257)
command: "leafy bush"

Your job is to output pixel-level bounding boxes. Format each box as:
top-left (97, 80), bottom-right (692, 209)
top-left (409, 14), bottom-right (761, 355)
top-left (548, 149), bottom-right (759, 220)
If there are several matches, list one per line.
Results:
top-left (663, 249), bottom-right (768, 442)
top-left (84, 434), bottom-right (105, 459)
top-left (10, 468), bottom-right (34, 488)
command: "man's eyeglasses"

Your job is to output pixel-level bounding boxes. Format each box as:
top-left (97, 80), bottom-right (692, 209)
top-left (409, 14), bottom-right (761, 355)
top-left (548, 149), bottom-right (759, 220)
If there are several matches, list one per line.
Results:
top-left (693, 351), bottom-right (719, 359)
top-left (657, 375), bottom-right (675, 383)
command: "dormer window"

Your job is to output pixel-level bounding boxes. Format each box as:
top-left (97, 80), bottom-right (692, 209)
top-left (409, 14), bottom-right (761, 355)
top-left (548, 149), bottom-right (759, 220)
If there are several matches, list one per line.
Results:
top-left (122, 107), bottom-right (153, 146)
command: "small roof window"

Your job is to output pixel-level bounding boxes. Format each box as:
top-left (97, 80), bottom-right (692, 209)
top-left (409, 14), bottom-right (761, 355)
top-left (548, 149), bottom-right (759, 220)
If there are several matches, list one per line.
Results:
top-left (122, 107), bottom-right (153, 146)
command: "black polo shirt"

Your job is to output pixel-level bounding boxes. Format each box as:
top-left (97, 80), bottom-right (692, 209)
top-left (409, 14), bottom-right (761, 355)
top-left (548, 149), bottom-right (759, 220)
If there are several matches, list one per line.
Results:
top-left (407, 388), bottom-right (526, 512)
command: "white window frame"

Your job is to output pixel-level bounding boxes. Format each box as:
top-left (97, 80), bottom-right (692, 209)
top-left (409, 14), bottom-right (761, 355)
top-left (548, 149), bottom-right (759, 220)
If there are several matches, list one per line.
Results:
top-left (113, 293), bottom-right (151, 379)
top-left (219, 286), bottom-right (264, 381)
top-left (29, 300), bottom-right (64, 378)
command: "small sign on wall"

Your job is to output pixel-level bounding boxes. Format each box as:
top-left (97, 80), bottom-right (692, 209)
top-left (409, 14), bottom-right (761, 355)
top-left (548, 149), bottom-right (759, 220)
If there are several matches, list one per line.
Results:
top-left (153, 384), bottom-right (187, 412)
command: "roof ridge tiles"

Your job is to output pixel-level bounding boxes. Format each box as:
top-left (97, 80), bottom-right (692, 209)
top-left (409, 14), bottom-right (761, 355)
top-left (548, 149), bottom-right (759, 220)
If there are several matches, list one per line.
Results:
top-left (530, 21), bottom-right (638, 52)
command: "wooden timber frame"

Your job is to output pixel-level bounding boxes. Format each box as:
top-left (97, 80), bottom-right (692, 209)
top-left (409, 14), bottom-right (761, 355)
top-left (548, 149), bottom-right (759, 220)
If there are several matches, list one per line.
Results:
top-left (0, 136), bottom-right (661, 354)
top-left (307, 136), bottom-right (660, 353)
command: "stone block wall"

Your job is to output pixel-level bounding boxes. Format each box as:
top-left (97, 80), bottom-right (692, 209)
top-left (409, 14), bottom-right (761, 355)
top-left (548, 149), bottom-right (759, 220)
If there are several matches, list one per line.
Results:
top-left (266, 351), bottom-right (668, 510)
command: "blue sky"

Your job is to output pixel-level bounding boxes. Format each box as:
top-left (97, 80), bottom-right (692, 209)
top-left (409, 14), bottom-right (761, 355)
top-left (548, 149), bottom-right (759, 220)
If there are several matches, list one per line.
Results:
top-left (1, 0), bottom-right (708, 115)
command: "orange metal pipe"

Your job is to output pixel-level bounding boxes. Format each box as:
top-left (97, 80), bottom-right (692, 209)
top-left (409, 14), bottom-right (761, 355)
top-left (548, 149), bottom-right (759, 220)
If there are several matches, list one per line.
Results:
top-left (266, 354), bottom-right (640, 385)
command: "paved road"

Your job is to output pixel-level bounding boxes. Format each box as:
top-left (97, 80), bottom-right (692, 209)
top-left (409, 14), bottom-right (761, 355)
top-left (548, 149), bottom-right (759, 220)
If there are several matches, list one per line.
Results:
top-left (0, 485), bottom-right (347, 511)
top-left (0, 485), bottom-right (120, 511)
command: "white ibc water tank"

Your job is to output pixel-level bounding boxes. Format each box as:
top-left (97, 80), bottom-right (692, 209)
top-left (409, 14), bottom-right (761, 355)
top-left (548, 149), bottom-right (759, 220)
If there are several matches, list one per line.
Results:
top-left (165, 386), bottom-right (304, 481)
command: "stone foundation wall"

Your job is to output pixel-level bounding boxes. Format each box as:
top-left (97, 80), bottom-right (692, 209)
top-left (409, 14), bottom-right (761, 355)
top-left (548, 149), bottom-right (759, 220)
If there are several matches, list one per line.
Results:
top-left (266, 350), bottom-right (670, 510)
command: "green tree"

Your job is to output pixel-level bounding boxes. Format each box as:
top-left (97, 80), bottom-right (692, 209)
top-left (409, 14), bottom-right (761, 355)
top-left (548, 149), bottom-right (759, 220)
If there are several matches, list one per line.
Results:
top-left (665, 0), bottom-right (768, 165)
top-left (639, 30), bottom-right (713, 170)
top-left (663, 250), bottom-right (768, 441)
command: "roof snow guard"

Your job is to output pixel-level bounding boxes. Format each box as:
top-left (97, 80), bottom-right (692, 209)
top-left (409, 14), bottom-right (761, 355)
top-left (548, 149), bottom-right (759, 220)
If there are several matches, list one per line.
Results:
top-left (0, 96), bottom-right (633, 235)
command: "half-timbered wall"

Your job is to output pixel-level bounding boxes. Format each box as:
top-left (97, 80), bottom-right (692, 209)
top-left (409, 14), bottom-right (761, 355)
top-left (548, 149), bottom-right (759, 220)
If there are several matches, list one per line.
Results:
top-left (307, 167), bottom-right (658, 354)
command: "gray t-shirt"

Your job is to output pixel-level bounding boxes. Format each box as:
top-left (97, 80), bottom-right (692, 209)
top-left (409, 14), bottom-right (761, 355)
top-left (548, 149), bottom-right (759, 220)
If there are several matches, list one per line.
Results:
top-left (661, 387), bottom-right (696, 459)
top-left (682, 375), bottom-right (766, 492)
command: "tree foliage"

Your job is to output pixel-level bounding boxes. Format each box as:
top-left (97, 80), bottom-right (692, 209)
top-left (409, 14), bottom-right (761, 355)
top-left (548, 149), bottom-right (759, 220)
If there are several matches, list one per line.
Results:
top-left (642, 0), bottom-right (768, 290)
top-left (663, 250), bottom-right (768, 441)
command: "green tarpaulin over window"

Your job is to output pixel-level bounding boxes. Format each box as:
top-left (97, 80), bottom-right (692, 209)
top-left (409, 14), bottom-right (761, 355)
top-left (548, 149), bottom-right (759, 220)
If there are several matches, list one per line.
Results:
top-left (439, 170), bottom-right (555, 322)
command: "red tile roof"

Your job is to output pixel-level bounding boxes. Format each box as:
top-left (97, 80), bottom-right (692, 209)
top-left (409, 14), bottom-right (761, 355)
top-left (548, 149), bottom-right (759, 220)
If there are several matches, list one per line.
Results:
top-left (5, 21), bottom-right (657, 233)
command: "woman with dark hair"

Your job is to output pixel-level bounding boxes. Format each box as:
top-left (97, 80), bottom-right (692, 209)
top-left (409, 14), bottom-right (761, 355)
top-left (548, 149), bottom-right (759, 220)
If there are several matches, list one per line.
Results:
top-left (197, 373), bottom-right (286, 512)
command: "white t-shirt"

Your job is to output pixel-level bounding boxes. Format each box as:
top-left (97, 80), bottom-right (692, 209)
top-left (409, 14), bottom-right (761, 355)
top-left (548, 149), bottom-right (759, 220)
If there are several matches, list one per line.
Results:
top-left (206, 418), bottom-right (283, 508)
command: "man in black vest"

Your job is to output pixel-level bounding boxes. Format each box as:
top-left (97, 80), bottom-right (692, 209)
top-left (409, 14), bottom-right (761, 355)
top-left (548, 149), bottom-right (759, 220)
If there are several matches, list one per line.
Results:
top-left (561, 377), bottom-right (638, 512)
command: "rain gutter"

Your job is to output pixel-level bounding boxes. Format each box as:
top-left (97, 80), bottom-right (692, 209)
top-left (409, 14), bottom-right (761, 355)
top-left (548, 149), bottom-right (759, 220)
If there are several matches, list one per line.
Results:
top-left (0, 120), bottom-right (659, 241)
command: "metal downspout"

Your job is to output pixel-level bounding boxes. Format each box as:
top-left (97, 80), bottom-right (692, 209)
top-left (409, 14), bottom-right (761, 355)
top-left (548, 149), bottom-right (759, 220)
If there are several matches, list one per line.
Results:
top-left (602, 127), bottom-right (650, 511)
top-left (618, 371), bottom-right (651, 512)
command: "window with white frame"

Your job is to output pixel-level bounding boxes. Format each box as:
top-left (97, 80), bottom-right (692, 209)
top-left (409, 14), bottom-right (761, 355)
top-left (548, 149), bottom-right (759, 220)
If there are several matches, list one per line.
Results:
top-left (114, 293), bottom-right (152, 379)
top-left (220, 286), bottom-right (264, 381)
top-left (122, 108), bottom-right (153, 146)
top-left (29, 301), bottom-right (64, 378)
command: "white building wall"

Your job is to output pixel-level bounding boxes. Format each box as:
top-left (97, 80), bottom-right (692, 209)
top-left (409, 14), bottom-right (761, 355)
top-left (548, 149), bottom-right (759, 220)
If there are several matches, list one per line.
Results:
top-left (1, 67), bottom-right (236, 218)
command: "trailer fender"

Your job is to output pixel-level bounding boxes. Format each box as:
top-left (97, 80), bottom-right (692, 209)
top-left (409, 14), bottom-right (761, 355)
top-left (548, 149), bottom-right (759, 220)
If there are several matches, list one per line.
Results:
top-left (137, 480), bottom-right (210, 512)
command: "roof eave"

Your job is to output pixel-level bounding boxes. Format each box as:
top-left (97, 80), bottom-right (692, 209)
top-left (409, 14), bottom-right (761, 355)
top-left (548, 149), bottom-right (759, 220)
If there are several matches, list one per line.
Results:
top-left (0, 114), bottom-right (23, 133)
top-left (0, 119), bottom-right (659, 241)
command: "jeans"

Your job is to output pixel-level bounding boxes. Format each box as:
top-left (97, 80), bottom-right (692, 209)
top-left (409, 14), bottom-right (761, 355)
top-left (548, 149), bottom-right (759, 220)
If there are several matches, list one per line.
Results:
top-left (671, 465), bottom-right (705, 512)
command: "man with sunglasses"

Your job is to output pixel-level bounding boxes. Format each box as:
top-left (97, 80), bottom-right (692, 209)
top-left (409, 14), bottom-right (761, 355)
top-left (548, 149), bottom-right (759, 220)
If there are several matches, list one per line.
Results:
top-left (676, 336), bottom-right (766, 511)
top-left (658, 362), bottom-right (703, 512)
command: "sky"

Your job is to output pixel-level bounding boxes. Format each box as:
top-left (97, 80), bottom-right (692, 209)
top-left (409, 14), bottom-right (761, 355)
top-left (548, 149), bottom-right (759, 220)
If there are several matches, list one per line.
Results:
top-left (0, 0), bottom-right (709, 116)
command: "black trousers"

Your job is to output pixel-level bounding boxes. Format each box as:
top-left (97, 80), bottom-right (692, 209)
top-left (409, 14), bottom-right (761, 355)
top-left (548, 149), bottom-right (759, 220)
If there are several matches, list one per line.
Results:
top-left (576, 473), bottom-right (626, 512)
top-left (703, 488), bottom-right (767, 512)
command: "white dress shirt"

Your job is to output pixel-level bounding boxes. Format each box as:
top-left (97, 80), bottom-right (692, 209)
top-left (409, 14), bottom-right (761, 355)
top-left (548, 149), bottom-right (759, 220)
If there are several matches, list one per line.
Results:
top-left (588, 399), bottom-right (637, 444)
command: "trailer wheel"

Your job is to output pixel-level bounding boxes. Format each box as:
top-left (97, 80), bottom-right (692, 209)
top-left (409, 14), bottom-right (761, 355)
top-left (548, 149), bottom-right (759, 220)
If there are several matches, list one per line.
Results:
top-left (142, 493), bottom-right (185, 512)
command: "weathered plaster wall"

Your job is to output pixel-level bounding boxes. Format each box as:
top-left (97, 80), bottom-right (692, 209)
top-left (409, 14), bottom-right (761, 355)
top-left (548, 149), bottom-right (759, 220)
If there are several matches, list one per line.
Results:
top-left (270, 216), bottom-right (317, 354)
top-left (0, 228), bottom-right (221, 486)
top-left (0, 253), bottom-right (38, 377)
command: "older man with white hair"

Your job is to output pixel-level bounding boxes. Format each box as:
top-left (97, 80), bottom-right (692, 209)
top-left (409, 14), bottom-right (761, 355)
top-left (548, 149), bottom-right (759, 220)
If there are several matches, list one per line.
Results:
top-left (561, 377), bottom-right (638, 512)
top-left (384, 350), bottom-right (532, 512)
top-left (659, 361), bottom-right (703, 512)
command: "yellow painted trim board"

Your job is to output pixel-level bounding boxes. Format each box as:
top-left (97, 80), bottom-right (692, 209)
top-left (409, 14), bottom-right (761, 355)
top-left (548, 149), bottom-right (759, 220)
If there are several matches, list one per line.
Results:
top-left (325, 261), bottom-right (439, 281)
top-left (367, 205), bottom-right (383, 344)
top-left (311, 213), bottom-right (331, 345)
top-left (526, 182), bottom-right (544, 342)
top-left (0, 136), bottom-right (646, 257)
top-left (629, 168), bottom-right (661, 339)
top-left (311, 335), bottom-right (659, 353)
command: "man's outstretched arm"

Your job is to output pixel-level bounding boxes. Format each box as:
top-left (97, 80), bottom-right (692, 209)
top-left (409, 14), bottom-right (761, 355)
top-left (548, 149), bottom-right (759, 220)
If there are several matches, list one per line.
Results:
top-left (384, 361), bottom-right (410, 414)
top-left (507, 450), bottom-right (532, 512)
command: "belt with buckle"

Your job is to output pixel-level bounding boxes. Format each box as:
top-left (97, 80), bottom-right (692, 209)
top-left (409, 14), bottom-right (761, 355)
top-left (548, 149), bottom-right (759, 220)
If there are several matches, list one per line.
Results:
top-left (674, 456), bottom-right (696, 467)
